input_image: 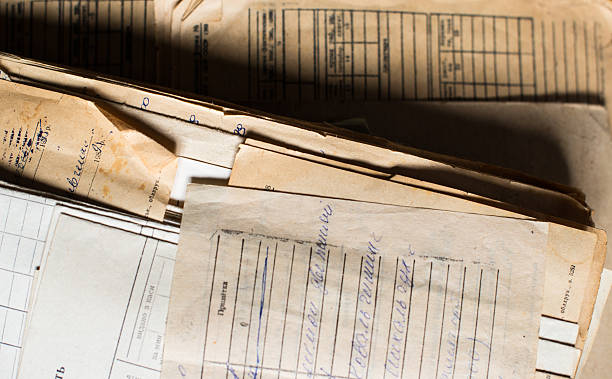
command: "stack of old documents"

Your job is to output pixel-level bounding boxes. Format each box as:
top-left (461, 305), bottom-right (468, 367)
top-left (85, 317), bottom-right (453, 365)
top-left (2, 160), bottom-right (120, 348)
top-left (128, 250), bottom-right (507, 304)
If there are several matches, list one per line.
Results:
top-left (0, 54), bottom-right (606, 379)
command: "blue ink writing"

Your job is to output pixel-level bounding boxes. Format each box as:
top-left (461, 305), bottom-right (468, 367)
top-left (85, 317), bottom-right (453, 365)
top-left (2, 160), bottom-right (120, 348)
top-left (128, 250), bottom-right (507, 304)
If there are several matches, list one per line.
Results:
top-left (233, 123), bottom-right (246, 136)
top-left (311, 204), bottom-right (333, 295)
top-left (141, 97), bottom-right (150, 109)
top-left (384, 255), bottom-right (414, 377)
top-left (439, 295), bottom-right (463, 379)
top-left (466, 337), bottom-right (490, 376)
top-left (189, 114), bottom-right (199, 124)
top-left (66, 136), bottom-right (91, 193)
top-left (349, 234), bottom-right (381, 379)
top-left (248, 247), bottom-right (269, 379)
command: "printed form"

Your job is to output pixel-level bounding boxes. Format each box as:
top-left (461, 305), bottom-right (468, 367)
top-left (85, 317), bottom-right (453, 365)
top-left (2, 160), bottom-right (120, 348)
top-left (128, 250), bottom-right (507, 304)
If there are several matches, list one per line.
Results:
top-left (0, 186), bottom-right (54, 379)
top-left (0, 182), bottom-right (179, 379)
top-left (162, 185), bottom-right (550, 379)
top-left (17, 210), bottom-right (179, 379)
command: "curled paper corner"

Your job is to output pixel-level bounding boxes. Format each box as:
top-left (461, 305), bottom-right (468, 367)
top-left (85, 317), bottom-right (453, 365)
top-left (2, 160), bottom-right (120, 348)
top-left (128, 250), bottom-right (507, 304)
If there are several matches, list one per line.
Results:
top-left (0, 67), bottom-right (12, 81)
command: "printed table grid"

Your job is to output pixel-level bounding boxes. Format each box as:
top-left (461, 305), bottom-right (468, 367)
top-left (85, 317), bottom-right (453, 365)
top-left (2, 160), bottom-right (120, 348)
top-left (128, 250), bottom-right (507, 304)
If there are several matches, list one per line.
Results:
top-left (0, 190), bottom-right (53, 379)
top-left (0, 0), bottom-right (156, 80)
top-left (201, 231), bottom-right (501, 379)
top-left (108, 237), bottom-right (178, 378)
top-left (248, 9), bottom-right (535, 102)
top-left (246, 7), bottom-right (604, 104)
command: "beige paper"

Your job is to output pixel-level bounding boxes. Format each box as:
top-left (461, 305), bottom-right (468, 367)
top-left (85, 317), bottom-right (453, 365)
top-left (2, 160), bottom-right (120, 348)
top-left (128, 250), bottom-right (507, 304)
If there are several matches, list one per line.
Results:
top-left (577, 269), bottom-right (612, 377)
top-left (0, 55), bottom-right (593, 225)
top-left (2, 0), bottom-right (611, 127)
top-left (163, 184), bottom-right (549, 379)
top-left (166, 0), bottom-right (612, 123)
top-left (228, 145), bottom-right (605, 349)
top-left (534, 374), bottom-right (567, 379)
top-left (244, 137), bottom-right (589, 224)
top-left (0, 80), bottom-right (176, 220)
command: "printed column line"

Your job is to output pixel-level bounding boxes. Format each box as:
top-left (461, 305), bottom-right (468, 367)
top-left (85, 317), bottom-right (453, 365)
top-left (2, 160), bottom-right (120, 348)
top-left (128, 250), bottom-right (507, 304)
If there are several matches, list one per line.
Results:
top-left (364, 255), bottom-right (383, 379)
top-left (328, 253), bottom-right (347, 376)
top-left (399, 259), bottom-right (416, 378)
top-left (275, 244), bottom-right (296, 379)
top-left (240, 240), bottom-right (263, 379)
top-left (451, 266), bottom-right (467, 379)
top-left (312, 248), bottom-right (332, 375)
top-left (225, 238), bottom-right (245, 379)
top-left (417, 261), bottom-right (434, 379)
top-left (382, 257), bottom-right (400, 379)
top-left (469, 268), bottom-right (484, 379)
top-left (485, 269), bottom-right (500, 378)
top-left (259, 242), bottom-right (279, 369)
top-left (434, 264), bottom-right (451, 378)
top-left (293, 246), bottom-right (314, 378)
top-left (346, 255), bottom-right (365, 378)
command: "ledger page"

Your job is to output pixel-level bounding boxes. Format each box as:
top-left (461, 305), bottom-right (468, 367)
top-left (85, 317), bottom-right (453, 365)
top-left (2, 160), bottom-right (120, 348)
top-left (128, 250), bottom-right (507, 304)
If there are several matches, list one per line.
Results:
top-left (162, 184), bottom-right (549, 379)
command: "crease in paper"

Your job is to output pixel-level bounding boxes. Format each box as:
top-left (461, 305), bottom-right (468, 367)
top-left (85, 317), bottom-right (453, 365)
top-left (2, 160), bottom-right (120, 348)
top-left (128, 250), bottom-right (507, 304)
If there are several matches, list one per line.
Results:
top-left (0, 80), bottom-right (177, 220)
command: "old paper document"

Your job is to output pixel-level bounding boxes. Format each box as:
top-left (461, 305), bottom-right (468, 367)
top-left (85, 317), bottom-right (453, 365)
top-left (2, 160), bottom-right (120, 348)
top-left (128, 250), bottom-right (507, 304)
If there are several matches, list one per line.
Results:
top-left (0, 0), bottom-right (157, 82)
top-left (0, 184), bottom-right (55, 378)
top-left (163, 184), bottom-right (549, 378)
top-left (162, 0), bottom-right (612, 127)
top-left (0, 56), bottom-right (597, 228)
top-left (18, 212), bottom-right (179, 378)
top-left (0, 80), bottom-right (176, 220)
top-left (2, 0), bottom-right (610, 118)
top-left (0, 180), bottom-right (179, 379)
top-left (168, 0), bottom-right (612, 102)
top-left (228, 144), bottom-right (603, 330)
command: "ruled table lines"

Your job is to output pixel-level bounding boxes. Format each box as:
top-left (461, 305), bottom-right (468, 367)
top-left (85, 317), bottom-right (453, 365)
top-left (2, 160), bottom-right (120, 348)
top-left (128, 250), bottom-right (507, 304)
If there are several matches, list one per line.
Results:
top-left (244, 7), bottom-right (605, 104)
top-left (200, 230), bottom-right (501, 379)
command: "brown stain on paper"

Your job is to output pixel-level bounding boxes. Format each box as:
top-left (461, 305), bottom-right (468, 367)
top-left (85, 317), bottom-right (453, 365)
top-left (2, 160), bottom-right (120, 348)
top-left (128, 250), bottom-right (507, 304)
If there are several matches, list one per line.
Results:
top-left (110, 157), bottom-right (128, 173)
top-left (102, 185), bottom-right (111, 199)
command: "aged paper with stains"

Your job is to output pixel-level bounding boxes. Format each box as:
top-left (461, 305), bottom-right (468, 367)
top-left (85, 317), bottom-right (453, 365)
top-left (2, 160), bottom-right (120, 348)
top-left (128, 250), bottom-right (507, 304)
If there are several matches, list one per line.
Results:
top-left (0, 55), bottom-right (594, 226)
top-left (0, 80), bottom-right (176, 220)
top-left (162, 184), bottom-right (549, 379)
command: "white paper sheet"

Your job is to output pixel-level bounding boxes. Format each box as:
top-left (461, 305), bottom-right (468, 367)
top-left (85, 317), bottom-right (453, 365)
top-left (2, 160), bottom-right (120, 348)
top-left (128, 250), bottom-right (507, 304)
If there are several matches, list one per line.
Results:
top-left (0, 182), bottom-right (179, 379)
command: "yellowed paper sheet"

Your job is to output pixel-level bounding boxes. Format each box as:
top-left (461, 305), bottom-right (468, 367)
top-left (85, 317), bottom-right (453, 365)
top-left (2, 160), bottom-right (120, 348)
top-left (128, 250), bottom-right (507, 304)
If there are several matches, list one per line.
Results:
top-left (163, 184), bottom-right (549, 379)
top-left (0, 0), bottom-right (157, 81)
top-left (0, 80), bottom-right (176, 220)
top-left (0, 55), bottom-right (593, 226)
top-left (2, 0), bottom-right (611, 127)
top-left (228, 145), bottom-right (604, 348)
top-left (243, 138), bottom-right (589, 225)
top-left (534, 373), bottom-right (567, 379)
top-left (167, 0), bottom-right (612, 123)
